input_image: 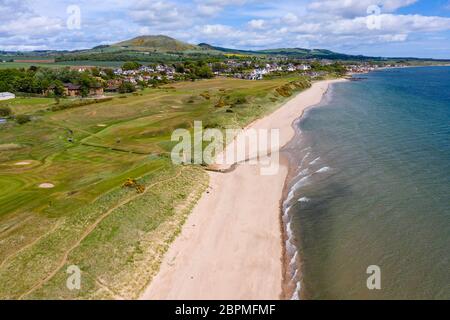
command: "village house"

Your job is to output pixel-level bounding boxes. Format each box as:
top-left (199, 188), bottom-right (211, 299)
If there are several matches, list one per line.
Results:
top-left (89, 84), bottom-right (104, 96)
top-left (105, 79), bottom-right (122, 93)
top-left (297, 64), bottom-right (311, 71)
top-left (64, 83), bottom-right (82, 97)
top-left (44, 83), bottom-right (104, 97)
top-left (0, 92), bottom-right (15, 101)
top-left (44, 83), bottom-right (81, 96)
top-left (69, 66), bottom-right (96, 72)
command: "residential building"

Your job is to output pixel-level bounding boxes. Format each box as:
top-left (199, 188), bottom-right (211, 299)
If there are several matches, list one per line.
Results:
top-left (0, 92), bottom-right (15, 101)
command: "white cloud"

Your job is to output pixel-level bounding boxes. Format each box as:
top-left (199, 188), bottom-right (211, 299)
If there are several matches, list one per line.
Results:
top-left (0, 0), bottom-right (449, 58)
top-left (283, 13), bottom-right (299, 25)
top-left (308, 0), bottom-right (418, 18)
top-left (248, 19), bottom-right (266, 30)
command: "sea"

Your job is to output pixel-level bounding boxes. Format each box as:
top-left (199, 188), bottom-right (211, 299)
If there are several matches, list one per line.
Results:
top-left (282, 66), bottom-right (450, 300)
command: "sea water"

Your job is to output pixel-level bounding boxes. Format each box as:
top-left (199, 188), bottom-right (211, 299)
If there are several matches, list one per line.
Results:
top-left (283, 67), bottom-right (450, 300)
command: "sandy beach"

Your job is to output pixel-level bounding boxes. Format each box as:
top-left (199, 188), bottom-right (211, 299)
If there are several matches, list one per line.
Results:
top-left (141, 79), bottom-right (345, 300)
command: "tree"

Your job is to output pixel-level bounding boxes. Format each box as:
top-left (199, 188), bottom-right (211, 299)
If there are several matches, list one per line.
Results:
top-left (118, 82), bottom-right (136, 93)
top-left (52, 80), bottom-right (65, 97)
top-left (196, 65), bottom-right (214, 79)
top-left (122, 61), bottom-right (141, 71)
top-left (91, 67), bottom-right (100, 77)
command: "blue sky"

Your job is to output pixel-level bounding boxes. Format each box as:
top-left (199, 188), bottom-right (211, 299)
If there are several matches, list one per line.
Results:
top-left (1, 0), bottom-right (450, 58)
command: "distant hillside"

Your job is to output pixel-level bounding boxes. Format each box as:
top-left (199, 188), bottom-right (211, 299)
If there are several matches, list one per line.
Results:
top-left (5, 35), bottom-right (448, 65)
top-left (198, 43), bottom-right (371, 60)
top-left (112, 35), bottom-right (198, 52)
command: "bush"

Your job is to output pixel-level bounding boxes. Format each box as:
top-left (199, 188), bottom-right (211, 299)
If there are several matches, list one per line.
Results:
top-left (233, 96), bottom-right (248, 105)
top-left (15, 114), bottom-right (31, 125)
top-left (215, 97), bottom-right (227, 108)
top-left (276, 85), bottom-right (293, 98)
top-left (118, 82), bottom-right (136, 94)
top-left (0, 106), bottom-right (12, 117)
top-left (122, 61), bottom-right (141, 71)
top-left (50, 98), bottom-right (113, 112)
top-left (200, 92), bottom-right (210, 100)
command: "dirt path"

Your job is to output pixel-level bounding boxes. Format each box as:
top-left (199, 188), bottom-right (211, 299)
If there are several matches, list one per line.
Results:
top-left (19, 167), bottom-right (186, 299)
top-left (0, 220), bottom-right (62, 271)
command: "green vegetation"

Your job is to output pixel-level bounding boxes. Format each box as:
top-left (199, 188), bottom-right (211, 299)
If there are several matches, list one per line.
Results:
top-left (118, 82), bottom-right (136, 93)
top-left (0, 97), bottom-right (55, 115)
top-left (0, 75), bottom-right (311, 299)
top-left (174, 61), bottom-right (214, 80)
top-left (122, 61), bottom-right (141, 71)
top-left (0, 68), bottom-right (102, 96)
top-left (0, 106), bottom-right (12, 117)
top-left (310, 61), bottom-right (347, 76)
top-left (14, 114), bottom-right (31, 125)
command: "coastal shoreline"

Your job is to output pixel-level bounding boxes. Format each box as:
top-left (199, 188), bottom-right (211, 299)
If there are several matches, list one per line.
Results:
top-left (140, 78), bottom-right (347, 300)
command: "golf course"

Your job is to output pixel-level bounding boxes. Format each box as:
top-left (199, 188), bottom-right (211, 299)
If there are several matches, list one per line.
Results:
top-left (0, 76), bottom-right (311, 299)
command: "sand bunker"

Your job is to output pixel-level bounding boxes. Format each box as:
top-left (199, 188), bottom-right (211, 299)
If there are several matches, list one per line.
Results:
top-left (39, 183), bottom-right (55, 189)
top-left (15, 161), bottom-right (32, 166)
top-left (97, 124), bottom-right (107, 127)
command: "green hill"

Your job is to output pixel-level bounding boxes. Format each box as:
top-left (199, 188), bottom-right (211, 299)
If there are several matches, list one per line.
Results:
top-left (112, 35), bottom-right (198, 52)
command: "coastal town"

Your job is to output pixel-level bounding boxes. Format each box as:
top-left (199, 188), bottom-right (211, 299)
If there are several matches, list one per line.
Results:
top-left (0, 58), bottom-right (402, 101)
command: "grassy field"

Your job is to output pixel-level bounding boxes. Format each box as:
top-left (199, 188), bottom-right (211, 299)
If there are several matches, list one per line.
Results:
top-left (0, 97), bottom-right (57, 115)
top-left (0, 76), bottom-right (310, 299)
top-left (0, 61), bottom-right (134, 70)
top-left (0, 62), bottom-right (65, 70)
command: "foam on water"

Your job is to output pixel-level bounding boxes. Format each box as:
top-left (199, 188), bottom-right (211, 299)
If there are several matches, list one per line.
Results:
top-left (309, 157), bottom-right (321, 165)
top-left (315, 166), bottom-right (330, 173)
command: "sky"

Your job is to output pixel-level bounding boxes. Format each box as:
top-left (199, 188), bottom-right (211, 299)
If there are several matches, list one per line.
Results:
top-left (1, 0), bottom-right (450, 58)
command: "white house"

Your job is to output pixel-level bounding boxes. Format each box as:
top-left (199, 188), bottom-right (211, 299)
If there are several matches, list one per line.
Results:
top-left (0, 92), bottom-right (15, 101)
top-left (297, 64), bottom-right (311, 71)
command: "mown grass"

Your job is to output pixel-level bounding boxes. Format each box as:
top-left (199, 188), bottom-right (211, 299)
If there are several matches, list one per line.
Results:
top-left (0, 97), bottom-right (56, 115)
top-left (0, 75), bottom-right (310, 299)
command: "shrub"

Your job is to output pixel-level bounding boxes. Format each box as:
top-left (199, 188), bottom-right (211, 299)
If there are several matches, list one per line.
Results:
top-left (0, 106), bottom-right (12, 117)
top-left (233, 96), bottom-right (248, 105)
top-left (15, 114), bottom-right (31, 125)
top-left (200, 92), bottom-right (210, 100)
top-left (275, 85), bottom-right (293, 97)
top-left (50, 98), bottom-right (113, 112)
top-left (122, 61), bottom-right (141, 71)
top-left (118, 82), bottom-right (136, 94)
top-left (215, 97), bottom-right (227, 108)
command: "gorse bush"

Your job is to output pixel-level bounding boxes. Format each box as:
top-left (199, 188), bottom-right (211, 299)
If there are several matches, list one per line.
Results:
top-left (0, 106), bottom-right (12, 117)
top-left (50, 98), bottom-right (113, 112)
top-left (15, 114), bottom-right (31, 125)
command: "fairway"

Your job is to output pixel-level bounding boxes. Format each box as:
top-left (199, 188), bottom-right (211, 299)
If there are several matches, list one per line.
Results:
top-left (0, 76), bottom-right (310, 299)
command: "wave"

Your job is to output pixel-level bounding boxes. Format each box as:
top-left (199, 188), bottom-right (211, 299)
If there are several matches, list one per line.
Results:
top-left (299, 151), bottom-right (311, 169)
top-left (298, 197), bottom-right (310, 203)
top-left (291, 281), bottom-right (301, 300)
top-left (293, 168), bottom-right (309, 181)
top-left (309, 157), bottom-right (321, 165)
top-left (315, 166), bottom-right (331, 173)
